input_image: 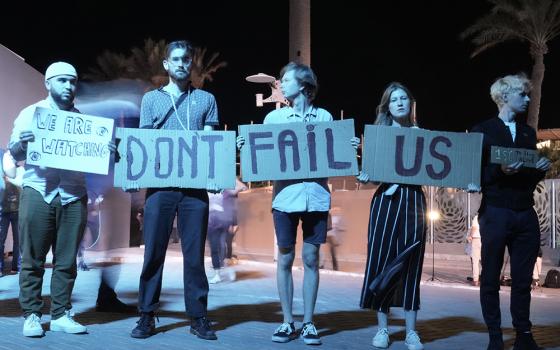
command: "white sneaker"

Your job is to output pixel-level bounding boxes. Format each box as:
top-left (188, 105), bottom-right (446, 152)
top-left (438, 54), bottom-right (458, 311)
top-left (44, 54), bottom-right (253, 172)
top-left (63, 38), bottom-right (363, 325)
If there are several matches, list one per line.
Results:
top-left (50, 310), bottom-right (87, 334)
top-left (208, 270), bottom-right (222, 284)
top-left (405, 330), bottom-right (424, 350)
top-left (372, 327), bottom-right (389, 348)
top-left (23, 314), bottom-right (44, 337)
top-left (226, 267), bottom-right (236, 282)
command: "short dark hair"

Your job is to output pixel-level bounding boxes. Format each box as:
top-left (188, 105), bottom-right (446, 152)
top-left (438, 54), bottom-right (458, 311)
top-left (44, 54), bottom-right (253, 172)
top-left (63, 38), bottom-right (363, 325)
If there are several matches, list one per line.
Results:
top-left (280, 62), bottom-right (318, 101)
top-left (165, 40), bottom-right (194, 59)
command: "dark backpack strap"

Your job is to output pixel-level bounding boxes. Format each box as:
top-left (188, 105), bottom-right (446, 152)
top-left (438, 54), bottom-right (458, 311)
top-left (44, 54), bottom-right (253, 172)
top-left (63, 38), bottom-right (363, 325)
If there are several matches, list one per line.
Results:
top-left (153, 91), bottom-right (189, 129)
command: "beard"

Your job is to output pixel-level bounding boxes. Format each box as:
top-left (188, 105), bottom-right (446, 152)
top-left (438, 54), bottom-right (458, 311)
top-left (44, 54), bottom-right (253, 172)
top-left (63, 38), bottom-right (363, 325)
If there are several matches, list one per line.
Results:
top-left (169, 68), bottom-right (191, 82)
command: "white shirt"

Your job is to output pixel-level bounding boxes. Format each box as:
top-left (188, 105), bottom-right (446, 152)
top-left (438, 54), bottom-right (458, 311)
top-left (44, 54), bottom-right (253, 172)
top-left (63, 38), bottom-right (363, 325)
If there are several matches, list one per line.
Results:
top-left (263, 105), bottom-right (333, 212)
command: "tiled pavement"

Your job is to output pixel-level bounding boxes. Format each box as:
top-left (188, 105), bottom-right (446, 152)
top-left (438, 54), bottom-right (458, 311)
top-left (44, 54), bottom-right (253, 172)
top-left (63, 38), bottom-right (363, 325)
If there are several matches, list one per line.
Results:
top-left (0, 246), bottom-right (559, 350)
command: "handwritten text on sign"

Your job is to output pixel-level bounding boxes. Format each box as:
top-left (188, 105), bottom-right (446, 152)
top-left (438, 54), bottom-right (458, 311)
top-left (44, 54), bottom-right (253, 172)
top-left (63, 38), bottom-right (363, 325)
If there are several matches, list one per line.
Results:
top-left (490, 146), bottom-right (538, 168)
top-left (362, 126), bottom-right (483, 189)
top-left (238, 119), bottom-right (358, 181)
top-left (26, 106), bottom-right (114, 175)
top-left (113, 128), bottom-right (236, 189)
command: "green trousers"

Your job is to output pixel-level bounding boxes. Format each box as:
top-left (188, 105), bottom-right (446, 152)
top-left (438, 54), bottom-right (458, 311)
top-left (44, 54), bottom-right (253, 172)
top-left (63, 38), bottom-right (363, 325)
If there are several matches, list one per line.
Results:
top-left (19, 187), bottom-right (87, 318)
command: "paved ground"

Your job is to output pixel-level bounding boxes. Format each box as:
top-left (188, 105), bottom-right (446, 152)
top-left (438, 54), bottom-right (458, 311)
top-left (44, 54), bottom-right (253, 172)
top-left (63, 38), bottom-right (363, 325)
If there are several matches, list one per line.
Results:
top-left (0, 245), bottom-right (559, 350)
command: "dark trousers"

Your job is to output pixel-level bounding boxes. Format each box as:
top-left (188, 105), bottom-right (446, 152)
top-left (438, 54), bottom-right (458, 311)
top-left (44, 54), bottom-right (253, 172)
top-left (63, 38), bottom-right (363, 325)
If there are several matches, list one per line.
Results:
top-left (138, 189), bottom-right (209, 318)
top-left (18, 188), bottom-right (87, 318)
top-left (208, 227), bottom-right (227, 269)
top-left (0, 211), bottom-right (20, 271)
top-left (479, 205), bottom-right (540, 334)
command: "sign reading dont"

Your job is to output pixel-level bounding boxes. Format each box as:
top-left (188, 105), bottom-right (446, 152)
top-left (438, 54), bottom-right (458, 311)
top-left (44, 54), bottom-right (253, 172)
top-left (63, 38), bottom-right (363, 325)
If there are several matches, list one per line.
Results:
top-left (26, 106), bottom-right (114, 175)
top-left (114, 128), bottom-right (236, 189)
top-left (362, 125), bottom-right (483, 188)
top-left (238, 119), bottom-right (358, 181)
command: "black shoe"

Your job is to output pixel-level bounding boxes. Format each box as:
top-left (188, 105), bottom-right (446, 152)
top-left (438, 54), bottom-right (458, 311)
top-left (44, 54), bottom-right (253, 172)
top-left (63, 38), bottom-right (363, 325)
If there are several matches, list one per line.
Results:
top-left (272, 322), bottom-right (298, 343)
top-left (487, 333), bottom-right (504, 350)
top-left (131, 312), bottom-right (156, 338)
top-left (190, 317), bottom-right (217, 340)
top-left (513, 332), bottom-right (542, 350)
top-left (96, 297), bottom-right (136, 313)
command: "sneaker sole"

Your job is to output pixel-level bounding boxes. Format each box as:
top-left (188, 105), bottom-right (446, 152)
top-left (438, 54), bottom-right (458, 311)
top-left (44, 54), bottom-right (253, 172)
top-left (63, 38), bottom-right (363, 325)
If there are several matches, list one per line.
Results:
top-left (23, 329), bottom-right (44, 337)
top-left (272, 335), bottom-right (297, 343)
top-left (302, 337), bottom-right (322, 345)
top-left (50, 325), bottom-right (87, 334)
top-left (190, 328), bottom-right (217, 340)
top-left (373, 340), bottom-right (389, 348)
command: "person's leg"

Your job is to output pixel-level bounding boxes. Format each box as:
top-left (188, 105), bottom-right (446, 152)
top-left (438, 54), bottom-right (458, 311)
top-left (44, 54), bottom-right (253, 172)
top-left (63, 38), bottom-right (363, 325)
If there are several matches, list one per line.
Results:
top-left (472, 238), bottom-right (482, 284)
top-left (177, 189), bottom-right (210, 318)
top-left (301, 242), bottom-right (319, 323)
top-left (479, 206), bottom-right (508, 347)
top-left (10, 212), bottom-right (20, 272)
top-left (0, 212), bottom-right (9, 273)
top-left (50, 195), bottom-right (87, 319)
top-left (277, 246), bottom-right (296, 322)
top-left (138, 190), bottom-right (177, 313)
top-left (508, 208), bottom-right (539, 334)
top-left (207, 226), bottom-right (222, 270)
top-left (19, 188), bottom-right (56, 318)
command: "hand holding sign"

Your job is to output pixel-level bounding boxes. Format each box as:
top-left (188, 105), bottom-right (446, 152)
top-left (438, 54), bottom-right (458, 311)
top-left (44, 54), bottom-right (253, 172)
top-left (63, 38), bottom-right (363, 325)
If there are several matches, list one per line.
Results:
top-left (350, 136), bottom-right (360, 150)
top-left (236, 135), bottom-right (245, 150)
top-left (536, 157), bottom-right (552, 172)
top-left (501, 161), bottom-right (523, 175)
top-left (356, 171), bottom-right (369, 184)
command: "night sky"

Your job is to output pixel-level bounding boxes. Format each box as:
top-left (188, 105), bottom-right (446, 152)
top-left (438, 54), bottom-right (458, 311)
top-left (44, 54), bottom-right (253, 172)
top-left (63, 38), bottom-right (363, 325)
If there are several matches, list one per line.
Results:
top-left (2, 1), bottom-right (559, 135)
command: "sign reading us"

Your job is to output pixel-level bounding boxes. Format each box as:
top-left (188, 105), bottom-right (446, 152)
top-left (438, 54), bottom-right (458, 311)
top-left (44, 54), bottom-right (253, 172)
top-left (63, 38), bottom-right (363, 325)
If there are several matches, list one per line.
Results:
top-left (26, 106), bottom-right (114, 175)
top-left (362, 125), bottom-right (483, 189)
top-left (238, 119), bottom-right (359, 181)
top-left (113, 128), bottom-right (236, 190)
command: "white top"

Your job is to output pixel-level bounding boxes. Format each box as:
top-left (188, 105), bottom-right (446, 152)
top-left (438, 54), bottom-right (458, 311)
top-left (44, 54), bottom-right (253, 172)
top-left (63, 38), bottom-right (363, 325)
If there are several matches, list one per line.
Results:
top-left (264, 105), bottom-right (333, 212)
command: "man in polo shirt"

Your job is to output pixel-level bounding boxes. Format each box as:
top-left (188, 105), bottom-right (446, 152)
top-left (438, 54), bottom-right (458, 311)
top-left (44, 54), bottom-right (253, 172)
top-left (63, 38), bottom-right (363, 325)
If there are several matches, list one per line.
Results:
top-left (9, 62), bottom-right (88, 337)
top-left (129, 40), bottom-right (218, 340)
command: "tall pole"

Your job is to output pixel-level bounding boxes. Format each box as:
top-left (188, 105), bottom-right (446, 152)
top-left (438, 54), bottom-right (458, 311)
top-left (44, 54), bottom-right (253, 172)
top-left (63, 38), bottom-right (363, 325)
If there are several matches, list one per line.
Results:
top-left (289, 0), bottom-right (311, 65)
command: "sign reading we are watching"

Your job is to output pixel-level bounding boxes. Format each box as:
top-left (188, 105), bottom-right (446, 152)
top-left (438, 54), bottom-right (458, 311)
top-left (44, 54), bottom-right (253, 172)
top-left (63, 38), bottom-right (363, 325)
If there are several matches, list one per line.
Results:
top-left (113, 128), bottom-right (236, 190)
top-left (362, 125), bottom-right (483, 189)
top-left (238, 119), bottom-right (359, 181)
top-left (26, 106), bottom-right (114, 175)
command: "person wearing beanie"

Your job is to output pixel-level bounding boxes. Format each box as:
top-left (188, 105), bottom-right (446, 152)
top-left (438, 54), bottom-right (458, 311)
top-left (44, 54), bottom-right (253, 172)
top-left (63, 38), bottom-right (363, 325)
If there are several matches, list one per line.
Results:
top-left (8, 61), bottom-right (89, 337)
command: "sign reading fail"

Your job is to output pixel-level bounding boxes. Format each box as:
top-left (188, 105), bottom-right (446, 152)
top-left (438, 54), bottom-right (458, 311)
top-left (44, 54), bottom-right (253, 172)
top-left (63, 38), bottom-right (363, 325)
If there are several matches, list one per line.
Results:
top-left (114, 128), bottom-right (236, 189)
top-left (362, 125), bottom-right (483, 189)
top-left (238, 119), bottom-right (358, 181)
top-left (490, 146), bottom-right (538, 168)
top-left (26, 106), bottom-right (114, 175)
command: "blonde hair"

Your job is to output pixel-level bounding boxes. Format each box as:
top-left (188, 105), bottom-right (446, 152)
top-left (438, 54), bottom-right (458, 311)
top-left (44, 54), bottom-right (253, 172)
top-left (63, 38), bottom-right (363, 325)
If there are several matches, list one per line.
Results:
top-left (490, 73), bottom-right (532, 108)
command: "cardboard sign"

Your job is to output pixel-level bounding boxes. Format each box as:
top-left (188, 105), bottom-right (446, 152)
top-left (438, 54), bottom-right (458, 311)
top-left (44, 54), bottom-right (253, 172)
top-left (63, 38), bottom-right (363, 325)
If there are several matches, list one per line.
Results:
top-left (114, 128), bottom-right (236, 189)
top-left (238, 119), bottom-right (358, 181)
top-left (490, 146), bottom-right (538, 168)
top-left (26, 106), bottom-right (114, 175)
top-left (362, 125), bottom-right (483, 188)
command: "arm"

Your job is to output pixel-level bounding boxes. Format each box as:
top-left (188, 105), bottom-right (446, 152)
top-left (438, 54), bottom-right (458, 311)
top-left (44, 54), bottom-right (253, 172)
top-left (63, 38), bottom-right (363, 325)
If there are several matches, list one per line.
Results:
top-left (2, 151), bottom-right (17, 178)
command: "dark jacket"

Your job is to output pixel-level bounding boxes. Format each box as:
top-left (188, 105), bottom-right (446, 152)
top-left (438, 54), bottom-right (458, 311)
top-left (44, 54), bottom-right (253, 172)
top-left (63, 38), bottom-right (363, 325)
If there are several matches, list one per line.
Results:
top-left (471, 117), bottom-right (544, 210)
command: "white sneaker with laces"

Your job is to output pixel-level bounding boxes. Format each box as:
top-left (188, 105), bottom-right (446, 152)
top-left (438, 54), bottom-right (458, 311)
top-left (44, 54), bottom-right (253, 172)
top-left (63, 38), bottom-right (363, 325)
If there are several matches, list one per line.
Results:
top-left (23, 314), bottom-right (44, 337)
top-left (405, 330), bottom-right (424, 350)
top-left (372, 327), bottom-right (389, 348)
top-left (301, 322), bottom-right (321, 345)
top-left (50, 310), bottom-right (87, 334)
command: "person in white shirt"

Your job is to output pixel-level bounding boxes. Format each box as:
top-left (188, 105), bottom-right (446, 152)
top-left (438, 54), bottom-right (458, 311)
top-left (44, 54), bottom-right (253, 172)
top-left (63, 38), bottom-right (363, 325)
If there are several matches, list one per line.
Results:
top-left (467, 214), bottom-right (482, 286)
top-left (237, 62), bottom-right (359, 345)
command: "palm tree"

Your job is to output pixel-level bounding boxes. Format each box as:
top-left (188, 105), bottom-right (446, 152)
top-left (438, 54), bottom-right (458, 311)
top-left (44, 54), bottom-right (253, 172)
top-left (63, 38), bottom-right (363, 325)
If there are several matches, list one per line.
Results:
top-left (85, 38), bottom-right (227, 89)
top-left (460, 0), bottom-right (560, 130)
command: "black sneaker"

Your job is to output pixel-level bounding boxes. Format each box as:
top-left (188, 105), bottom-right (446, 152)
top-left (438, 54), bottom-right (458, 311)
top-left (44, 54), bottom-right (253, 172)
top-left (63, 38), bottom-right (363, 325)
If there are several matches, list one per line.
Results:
top-left (487, 333), bottom-right (504, 350)
top-left (190, 317), bottom-right (217, 340)
top-left (513, 332), bottom-right (542, 350)
top-left (272, 322), bottom-right (298, 343)
top-left (301, 322), bottom-right (321, 345)
top-left (130, 312), bottom-right (156, 338)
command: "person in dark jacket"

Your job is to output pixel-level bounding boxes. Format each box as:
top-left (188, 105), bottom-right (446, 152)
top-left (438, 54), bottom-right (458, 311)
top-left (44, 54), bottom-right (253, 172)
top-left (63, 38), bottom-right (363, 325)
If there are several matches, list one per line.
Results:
top-left (471, 73), bottom-right (551, 350)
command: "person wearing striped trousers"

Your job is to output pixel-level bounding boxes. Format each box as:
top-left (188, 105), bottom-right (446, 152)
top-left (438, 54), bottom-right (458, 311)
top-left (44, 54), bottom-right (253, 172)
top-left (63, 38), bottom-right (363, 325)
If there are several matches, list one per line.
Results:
top-left (357, 82), bottom-right (426, 350)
